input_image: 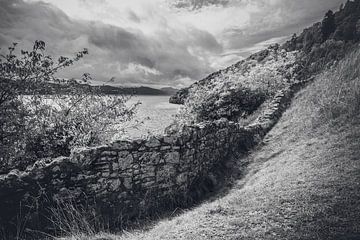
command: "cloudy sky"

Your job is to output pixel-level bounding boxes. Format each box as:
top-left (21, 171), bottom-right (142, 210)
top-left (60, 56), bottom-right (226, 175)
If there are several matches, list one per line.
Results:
top-left (0, 0), bottom-right (345, 88)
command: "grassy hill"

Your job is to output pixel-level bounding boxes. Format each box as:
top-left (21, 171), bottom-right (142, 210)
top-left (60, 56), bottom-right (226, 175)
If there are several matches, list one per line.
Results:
top-left (170, 0), bottom-right (360, 105)
top-left (57, 1), bottom-right (360, 238)
top-left (72, 42), bottom-right (360, 240)
top-left (10, 1), bottom-right (358, 239)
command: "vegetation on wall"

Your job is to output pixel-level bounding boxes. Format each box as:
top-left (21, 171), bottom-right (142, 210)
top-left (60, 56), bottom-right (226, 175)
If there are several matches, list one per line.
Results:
top-left (174, 46), bottom-right (299, 125)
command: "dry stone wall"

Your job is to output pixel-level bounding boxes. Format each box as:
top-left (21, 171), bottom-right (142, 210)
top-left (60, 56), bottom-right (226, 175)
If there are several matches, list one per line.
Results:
top-left (0, 80), bottom-right (311, 232)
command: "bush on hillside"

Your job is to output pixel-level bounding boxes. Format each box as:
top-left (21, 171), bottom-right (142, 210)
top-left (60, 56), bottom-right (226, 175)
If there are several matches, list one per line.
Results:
top-left (0, 41), bottom-right (139, 172)
top-left (173, 48), bottom-right (298, 126)
top-left (304, 39), bottom-right (346, 74)
top-left (175, 84), bottom-right (266, 124)
top-left (322, 10), bottom-right (336, 40)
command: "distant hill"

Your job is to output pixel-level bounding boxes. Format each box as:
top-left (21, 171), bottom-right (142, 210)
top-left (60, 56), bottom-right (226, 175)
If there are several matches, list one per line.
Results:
top-left (160, 87), bottom-right (179, 95)
top-left (94, 85), bottom-right (168, 95)
top-left (35, 81), bottom-right (174, 96)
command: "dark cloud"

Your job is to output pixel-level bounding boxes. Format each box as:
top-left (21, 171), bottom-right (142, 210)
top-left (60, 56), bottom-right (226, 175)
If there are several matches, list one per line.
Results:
top-left (87, 23), bottom-right (144, 51)
top-left (0, 0), bottom-right (221, 87)
top-left (0, 0), bottom-right (347, 87)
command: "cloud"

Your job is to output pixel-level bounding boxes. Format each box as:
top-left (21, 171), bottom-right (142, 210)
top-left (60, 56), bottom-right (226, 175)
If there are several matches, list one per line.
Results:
top-left (169, 0), bottom-right (231, 10)
top-left (0, 0), bottom-right (346, 87)
top-left (0, 0), bottom-right (223, 87)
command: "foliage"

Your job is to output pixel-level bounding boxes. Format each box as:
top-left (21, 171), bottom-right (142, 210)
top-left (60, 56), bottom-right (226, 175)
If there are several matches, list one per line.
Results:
top-left (174, 47), bottom-right (298, 125)
top-left (49, 197), bottom-right (106, 238)
top-left (304, 39), bottom-right (347, 75)
top-left (0, 41), bottom-right (139, 172)
top-left (175, 84), bottom-right (266, 125)
top-left (322, 10), bottom-right (336, 40)
top-left (284, 0), bottom-right (360, 53)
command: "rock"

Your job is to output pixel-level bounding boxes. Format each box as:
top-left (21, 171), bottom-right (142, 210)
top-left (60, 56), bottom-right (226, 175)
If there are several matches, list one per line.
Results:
top-left (52, 166), bottom-right (61, 173)
top-left (123, 177), bottom-right (132, 189)
top-left (164, 152), bottom-right (180, 164)
top-left (145, 137), bottom-right (161, 148)
top-left (111, 140), bottom-right (134, 150)
top-left (110, 179), bottom-right (121, 191)
top-left (118, 153), bottom-right (133, 169)
top-left (139, 152), bottom-right (161, 164)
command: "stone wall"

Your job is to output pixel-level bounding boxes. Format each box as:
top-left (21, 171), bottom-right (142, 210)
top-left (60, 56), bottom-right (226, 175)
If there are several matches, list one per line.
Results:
top-left (0, 80), bottom-right (311, 234)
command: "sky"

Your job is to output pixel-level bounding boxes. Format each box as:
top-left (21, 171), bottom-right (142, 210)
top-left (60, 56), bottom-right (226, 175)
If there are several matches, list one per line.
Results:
top-left (0, 0), bottom-right (345, 88)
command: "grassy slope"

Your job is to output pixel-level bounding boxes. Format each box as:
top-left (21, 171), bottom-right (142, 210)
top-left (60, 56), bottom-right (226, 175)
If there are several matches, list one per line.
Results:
top-left (78, 74), bottom-right (360, 240)
top-left (60, 49), bottom-right (360, 239)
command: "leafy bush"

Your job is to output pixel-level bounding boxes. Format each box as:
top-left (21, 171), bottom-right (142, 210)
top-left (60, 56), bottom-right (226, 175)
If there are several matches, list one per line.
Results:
top-left (322, 10), bottom-right (336, 40)
top-left (0, 41), bottom-right (139, 172)
top-left (175, 84), bottom-right (266, 125)
top-left (174, 47), bottom-right (298, 125)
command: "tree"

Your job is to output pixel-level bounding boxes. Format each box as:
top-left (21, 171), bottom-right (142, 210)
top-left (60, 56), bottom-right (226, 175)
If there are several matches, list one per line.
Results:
top-left (0, 41), bottom-right (139, 172)
top-left (322, 10), bottom-right (336, 41)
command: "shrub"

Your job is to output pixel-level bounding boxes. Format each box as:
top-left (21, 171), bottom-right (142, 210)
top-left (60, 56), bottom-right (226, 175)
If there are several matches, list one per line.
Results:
top-left (174, 48), bottom-right (298, 126)
top-left (176, 84), bottom-right (266, 124)
top-left (322, 10), bottom-right (336, 40)
top-left (0, 41), bottom-right (139, 172)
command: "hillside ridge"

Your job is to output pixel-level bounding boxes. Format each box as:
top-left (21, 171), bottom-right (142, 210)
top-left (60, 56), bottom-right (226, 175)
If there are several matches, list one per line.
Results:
top-left (170, 0), bottom-right (360, 104)
top-left (110, 74), bottom-right (360, 240)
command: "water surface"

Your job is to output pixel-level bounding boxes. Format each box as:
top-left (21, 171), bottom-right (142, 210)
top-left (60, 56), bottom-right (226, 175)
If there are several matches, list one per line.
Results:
top-left (125, 95), bottom-right (181, 138)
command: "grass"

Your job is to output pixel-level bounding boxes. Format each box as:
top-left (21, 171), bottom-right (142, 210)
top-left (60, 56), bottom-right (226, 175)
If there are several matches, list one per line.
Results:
top-left (57, 49), bottom-right (360, 240)
top-left (59, 50), bottom-right (360, 240)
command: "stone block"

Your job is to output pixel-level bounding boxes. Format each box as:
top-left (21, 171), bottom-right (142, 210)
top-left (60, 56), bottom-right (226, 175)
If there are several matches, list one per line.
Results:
top-left (142, 166), bottom-right (156, 178)
top-left (123, 177), bottom-right (132, 189)
top-left (139, 152), bottom-right (161, 163)
top-left (163, 135), bottom-right (178, 144)
top-left (118, 153), bottom-right (133, 169)
top-left (52, 166), bottom-right (61, 173)
top-left (111, 141), bottom-right (134, 150)
top-left (109, 179), bottom-right (121, 191)
top-left (164, 151), bottom-right (180, 164)
top-left (160, 146), bottom-right (171, 151)
top-left (101, 151), bottom-right (112, 156)
top-left (145, 137), bottom-right (161, 148)
top-left (112, 162), bottom-right (120, 171)
top-left (156, 166), bottom-right (174, 181)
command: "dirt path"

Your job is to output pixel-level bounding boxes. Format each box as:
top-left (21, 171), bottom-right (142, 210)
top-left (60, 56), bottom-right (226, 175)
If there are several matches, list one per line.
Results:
top-left (74, 84), bottom-right (360, 240)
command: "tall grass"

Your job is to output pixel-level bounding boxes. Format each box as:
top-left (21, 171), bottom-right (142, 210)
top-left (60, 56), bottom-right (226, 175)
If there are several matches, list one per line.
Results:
top-left (307, 48), bottom-right (360, 123)
top-left (49, 200), bottom-right (101, 238)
